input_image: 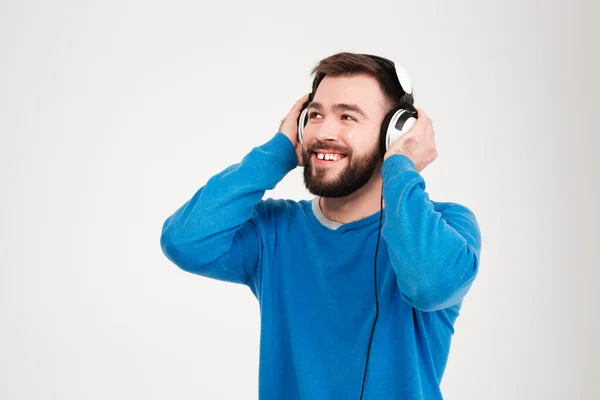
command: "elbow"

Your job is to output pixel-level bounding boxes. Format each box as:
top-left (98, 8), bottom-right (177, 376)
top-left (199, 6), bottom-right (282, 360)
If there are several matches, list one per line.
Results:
top-left (159, 226), bottom-right (228, 276)
top-left (160, 219), bottom-right (177, 260)
top-left (160, 216), bottom-right (178, 260)
top-left (160, 218), bottom-right (204, 273)
top-left (403, 253), bottom-right (480, 312)
top-left (160, 236), bottom-right (211, 274)
top-left (160, 232), bottom-right (193, 272)
top-left (160, 215), bottom-right (194, 272)
top-left (404, 277), bottom-right (475, 312)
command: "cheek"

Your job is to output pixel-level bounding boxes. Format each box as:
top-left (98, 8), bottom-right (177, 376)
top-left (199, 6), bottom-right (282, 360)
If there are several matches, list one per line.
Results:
top-left (347, 127), bottom-right (379, 152)
top-left (300, 124), bottom-right (317, 143)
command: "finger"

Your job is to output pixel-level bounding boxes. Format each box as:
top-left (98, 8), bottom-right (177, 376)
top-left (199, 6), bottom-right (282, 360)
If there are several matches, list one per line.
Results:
top-left (296, 146), bottom-right (305, 167)
top-left (428, 124), bottom-right (435, 139)
top-left (427, 121), bottom-right (436, 141)
top-left (298, 92), bottom-right (310, 103)
top-left (292, 93), bottom-right (311, 111)
top-left (413, 108), bottom-right (425, 127)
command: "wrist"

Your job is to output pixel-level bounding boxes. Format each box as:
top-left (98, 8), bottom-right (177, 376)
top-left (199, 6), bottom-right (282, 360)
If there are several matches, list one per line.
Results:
top-left (382, 153), bottom-right (416, 180)
top-left (384, 150), bottom-right (409, 162)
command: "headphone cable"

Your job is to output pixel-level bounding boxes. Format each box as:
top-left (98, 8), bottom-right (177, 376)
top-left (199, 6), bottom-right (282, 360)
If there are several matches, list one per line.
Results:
top-left (359, 181), bottom-right (384, 399)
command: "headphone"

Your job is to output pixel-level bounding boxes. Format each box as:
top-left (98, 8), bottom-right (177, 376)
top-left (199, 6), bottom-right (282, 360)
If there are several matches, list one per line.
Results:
top-left (296, 54), bottom-right (418, 399)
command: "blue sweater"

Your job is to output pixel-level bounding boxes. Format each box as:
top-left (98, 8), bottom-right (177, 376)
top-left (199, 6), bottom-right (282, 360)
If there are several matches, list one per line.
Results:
top-left (160, 132), bottom-right (482, 399)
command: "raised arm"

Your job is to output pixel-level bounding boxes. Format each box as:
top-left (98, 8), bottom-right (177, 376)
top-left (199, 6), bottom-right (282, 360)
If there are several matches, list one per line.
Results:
top-left (381, 108), bottom-right (482, 311)
top-left (160, 94), bottom-right (308, 290)
top-left (381, 154), bottom-right (481, 311)
top-left (160, 132), bottom-right (297, 289)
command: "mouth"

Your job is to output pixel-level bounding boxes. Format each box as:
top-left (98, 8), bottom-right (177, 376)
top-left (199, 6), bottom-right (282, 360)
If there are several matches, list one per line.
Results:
top-left (311, 151), bottom-right (348, 167)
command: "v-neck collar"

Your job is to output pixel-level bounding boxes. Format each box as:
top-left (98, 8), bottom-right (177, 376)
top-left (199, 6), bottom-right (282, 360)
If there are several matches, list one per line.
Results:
top-left (310, 197), bottom-right (383, 233)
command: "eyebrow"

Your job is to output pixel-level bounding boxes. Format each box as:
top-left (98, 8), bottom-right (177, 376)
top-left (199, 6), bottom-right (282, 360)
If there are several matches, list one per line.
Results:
top-left (308, 101), bottom-right (369, 120)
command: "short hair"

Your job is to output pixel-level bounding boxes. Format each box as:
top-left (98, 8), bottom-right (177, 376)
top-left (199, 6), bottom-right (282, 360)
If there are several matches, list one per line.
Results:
top-left (309, 52), bottom-right (414, 110)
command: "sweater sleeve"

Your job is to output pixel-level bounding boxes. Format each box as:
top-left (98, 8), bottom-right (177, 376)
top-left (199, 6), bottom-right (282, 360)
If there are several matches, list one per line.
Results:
top-left (380, 154), bottom-right (482, 312)
top-left (160, 132), bottom-right (298, 291)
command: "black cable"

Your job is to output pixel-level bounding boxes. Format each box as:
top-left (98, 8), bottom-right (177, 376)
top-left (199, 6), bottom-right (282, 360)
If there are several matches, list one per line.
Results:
top-left (359, 181), bottom-right (384, 399)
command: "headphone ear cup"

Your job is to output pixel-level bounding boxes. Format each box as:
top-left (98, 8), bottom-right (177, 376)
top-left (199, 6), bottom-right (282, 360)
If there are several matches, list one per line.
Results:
top-left (379, 104), bottom-right (418, 156)
top-left (297, 107), bottom-right (309, 144)
top-left (379, 108), bottom-right (398, 157)
top-left (296, 93), bottom-right (313, 144)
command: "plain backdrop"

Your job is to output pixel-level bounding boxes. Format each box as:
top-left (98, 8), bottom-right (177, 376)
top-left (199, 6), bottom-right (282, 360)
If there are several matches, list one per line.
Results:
top-left (1, 0), bottom-right (599, 399)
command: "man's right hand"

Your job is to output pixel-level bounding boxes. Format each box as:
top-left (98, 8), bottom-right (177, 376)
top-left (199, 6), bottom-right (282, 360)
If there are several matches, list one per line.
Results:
top-left (279, 93), bottom-right (310, 167)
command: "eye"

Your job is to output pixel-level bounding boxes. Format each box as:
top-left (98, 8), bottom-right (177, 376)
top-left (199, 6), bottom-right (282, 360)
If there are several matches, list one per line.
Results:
top-left (308, 112), bottom-right (322, 119)
top-left (342, 114), bottom-right (357, 122)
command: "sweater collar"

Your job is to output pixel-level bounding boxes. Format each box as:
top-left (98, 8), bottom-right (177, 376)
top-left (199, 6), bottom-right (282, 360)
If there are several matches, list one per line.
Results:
top-left (311, 197), bottom-right (383, 232)
top-left (311, 197), bottom-right (343, 230)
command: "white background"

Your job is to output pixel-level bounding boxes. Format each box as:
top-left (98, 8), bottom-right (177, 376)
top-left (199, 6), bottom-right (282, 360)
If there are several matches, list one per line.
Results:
top-left (1, 0), bottom-right (599, 399)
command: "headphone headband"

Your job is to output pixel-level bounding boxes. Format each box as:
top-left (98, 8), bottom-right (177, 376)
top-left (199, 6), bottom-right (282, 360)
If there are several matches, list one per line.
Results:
top-left (361, 54), bottom-right (413, 96)
top-left (309, 53), bottom-right (413, 102)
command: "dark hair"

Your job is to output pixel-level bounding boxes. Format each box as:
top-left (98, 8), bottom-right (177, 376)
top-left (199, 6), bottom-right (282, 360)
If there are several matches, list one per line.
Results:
top-left (310, 52), bottom-right (414, 110)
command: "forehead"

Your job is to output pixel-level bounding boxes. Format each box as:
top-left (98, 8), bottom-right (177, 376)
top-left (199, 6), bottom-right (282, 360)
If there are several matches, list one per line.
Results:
top-left (313, 74), bottom-right (388, 113)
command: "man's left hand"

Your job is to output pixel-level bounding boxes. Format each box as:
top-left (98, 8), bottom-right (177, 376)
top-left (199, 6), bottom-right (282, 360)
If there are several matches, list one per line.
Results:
top-left (383, 108), bottom-right (438, 173)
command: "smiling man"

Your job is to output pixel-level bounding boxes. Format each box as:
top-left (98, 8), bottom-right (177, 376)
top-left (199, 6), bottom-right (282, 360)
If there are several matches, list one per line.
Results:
top-left (160, 52), bottom-right (482, 400)
top-left (301, 72), bottom-right (394, 221)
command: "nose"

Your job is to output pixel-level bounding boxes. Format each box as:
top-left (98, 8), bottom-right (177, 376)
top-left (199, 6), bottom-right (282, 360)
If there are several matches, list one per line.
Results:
top-left (315, 134), bottom-right (339, 145)
top-left (313, 118), bottom-right (341, 144)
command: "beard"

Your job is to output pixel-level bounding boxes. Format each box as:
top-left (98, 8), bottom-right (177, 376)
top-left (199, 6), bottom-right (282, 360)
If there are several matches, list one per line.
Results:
top-left (301, 142), bottom-right (381, 198)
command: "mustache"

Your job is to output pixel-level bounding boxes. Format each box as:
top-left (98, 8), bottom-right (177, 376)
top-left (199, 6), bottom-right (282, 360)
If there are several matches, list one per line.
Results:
top-left (306, 142), bottom-right (352, 156)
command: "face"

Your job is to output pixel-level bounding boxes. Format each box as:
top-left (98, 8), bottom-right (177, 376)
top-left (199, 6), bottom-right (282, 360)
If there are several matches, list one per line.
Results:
top-left (301, 74), bottom-right (389, 198)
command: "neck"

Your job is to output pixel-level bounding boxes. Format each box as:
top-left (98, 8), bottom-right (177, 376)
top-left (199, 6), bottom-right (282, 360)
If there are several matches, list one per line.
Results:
top-left (319, 166), bottom-right (384, 224)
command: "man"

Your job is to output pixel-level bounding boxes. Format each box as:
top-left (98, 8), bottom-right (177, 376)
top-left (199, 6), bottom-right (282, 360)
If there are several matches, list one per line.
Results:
top-left (160, 52), bottom-right (482, 399)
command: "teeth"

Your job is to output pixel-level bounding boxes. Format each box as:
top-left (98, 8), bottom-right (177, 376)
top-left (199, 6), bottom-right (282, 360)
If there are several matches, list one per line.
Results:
top-left (317, 153), bottom-right (343, 161)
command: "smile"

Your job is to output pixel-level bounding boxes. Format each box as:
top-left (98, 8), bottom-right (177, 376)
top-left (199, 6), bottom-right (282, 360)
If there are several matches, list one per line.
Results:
top-left (312, 152), bottom-right (348, 167)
